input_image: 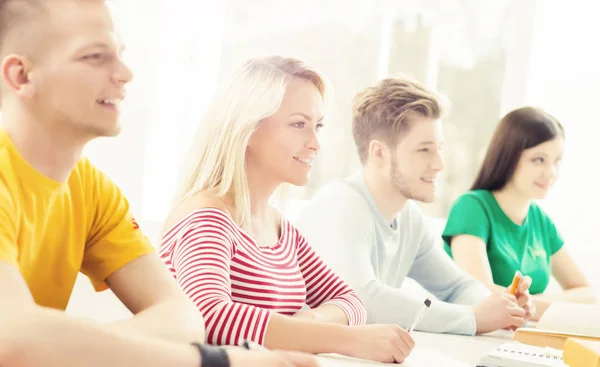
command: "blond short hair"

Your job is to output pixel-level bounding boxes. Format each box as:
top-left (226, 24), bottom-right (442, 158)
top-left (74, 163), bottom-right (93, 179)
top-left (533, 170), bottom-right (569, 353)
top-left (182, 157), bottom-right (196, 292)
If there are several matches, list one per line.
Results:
top-left (352, 76), bottom-right (447, 164)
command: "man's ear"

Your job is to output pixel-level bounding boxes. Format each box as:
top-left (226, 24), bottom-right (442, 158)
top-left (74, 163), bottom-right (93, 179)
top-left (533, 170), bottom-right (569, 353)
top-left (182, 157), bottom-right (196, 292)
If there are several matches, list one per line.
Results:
top-left (1, 54), bottom-right (36, 99)
top-left (367, 139), bottom-right (391, 167)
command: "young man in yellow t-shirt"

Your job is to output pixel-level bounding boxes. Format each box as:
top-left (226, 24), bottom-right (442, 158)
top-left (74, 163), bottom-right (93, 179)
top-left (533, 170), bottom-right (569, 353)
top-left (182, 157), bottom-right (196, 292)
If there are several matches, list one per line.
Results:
top-left (0, 1), bottom-right (316, 367)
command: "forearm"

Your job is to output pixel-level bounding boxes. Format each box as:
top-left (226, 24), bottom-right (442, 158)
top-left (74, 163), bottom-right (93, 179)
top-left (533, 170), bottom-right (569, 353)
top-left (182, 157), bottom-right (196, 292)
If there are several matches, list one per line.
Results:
top-left (109, 298), bottom-right (205, 343)
top-left (296, 304), bottom-right (349, 325)
top-left (531, 287), bottom-right (598, 321)
top-left (263, 312), bottom-right (353, 355)
top-left (534, 286), bottom-right (598, 304)
top-left (1, 307), bottom-right (199, 367)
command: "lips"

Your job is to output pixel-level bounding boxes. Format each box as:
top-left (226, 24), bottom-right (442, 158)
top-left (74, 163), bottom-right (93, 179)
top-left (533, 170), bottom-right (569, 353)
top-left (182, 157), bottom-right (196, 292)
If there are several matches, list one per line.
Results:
top-left (294, 156), bottom-right (314, 166)
top-left (420, 177), bottom-right (438, 184)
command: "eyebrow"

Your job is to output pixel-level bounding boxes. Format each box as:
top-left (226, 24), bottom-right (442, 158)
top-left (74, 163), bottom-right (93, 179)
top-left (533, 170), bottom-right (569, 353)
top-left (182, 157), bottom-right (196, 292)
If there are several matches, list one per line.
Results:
top-left (290, 113), bottom-right (325, 122)
top-left (417, 141), bottom-right (443, 146)
top-left (76, 42), bottom-right (125, 54)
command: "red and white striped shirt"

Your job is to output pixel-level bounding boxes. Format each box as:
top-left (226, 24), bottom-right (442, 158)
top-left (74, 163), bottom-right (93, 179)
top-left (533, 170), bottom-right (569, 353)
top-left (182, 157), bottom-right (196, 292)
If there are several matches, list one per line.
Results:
top-left (159, 207), bottom-right (366, 346)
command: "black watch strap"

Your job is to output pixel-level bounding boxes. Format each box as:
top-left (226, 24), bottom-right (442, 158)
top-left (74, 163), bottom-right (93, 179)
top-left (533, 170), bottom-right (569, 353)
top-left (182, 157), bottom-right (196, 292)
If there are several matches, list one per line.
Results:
top-left (191, 343), bottom-right (230, 367)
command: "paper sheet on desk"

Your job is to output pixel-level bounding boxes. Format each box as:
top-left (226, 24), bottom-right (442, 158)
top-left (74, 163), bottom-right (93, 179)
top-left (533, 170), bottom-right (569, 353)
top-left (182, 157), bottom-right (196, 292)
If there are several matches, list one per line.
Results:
top-left (536, 302), bottom-right (600, 337)
top-left (317, 348), bottom-right (469, 366)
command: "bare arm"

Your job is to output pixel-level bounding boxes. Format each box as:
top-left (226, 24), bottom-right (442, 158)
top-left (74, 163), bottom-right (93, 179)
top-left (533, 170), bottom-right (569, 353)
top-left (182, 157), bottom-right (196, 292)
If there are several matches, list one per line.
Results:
top-left (534, 247), bottom-right (596, 304)
top-left (293, 304), bottom-right (349, 325)
top-left (450, 235), bottom-right (538, 321)
top-left (0, 261), bottom-right (321, 367)
top-left (106, 253), bottom-right (205, 343)
top-left (0, 261), bottom-right (200, 367)
top-left (450, 234), bottom-right (500, 292)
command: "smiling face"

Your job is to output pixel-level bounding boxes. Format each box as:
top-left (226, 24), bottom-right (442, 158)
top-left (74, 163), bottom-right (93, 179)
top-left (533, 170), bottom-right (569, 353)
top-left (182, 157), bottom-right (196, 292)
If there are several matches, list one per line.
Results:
top-left (246, 77), bottom-right (324, 187)
top-left (506, 138), bottom-right (565, 200)
top-left (1, 0), bottom-right (133, 139)
top-left (385, 116), bottom-right (445, 203)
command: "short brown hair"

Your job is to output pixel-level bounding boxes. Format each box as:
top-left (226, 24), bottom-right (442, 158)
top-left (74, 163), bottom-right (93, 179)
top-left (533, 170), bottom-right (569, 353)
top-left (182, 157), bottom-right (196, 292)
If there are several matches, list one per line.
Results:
top-left (352, 76), bottom-right (446, 164)
top-left (471, 106), bottom-right (564, 191)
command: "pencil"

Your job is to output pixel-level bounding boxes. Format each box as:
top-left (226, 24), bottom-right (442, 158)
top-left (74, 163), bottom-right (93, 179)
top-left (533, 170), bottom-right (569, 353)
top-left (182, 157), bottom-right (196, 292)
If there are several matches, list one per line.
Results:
top-left (508, 270), bottom-right (523, 295)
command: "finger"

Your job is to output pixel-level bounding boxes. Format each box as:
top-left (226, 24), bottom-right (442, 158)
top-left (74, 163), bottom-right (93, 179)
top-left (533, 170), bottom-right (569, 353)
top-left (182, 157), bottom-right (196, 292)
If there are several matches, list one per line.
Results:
top-left (509, 305), bottom-right (527, 317)
top-left (394, 327), bottom-right (415, 355)
top-left (516, 294), bottom-right (530, 308)
top-left (399, 329), bottom-right (416, 350)
top-left (508, 315), bottom-right (525, 328)
top-left (503, 293), bottom-right (518, 304)
top-left (392, 349), bottom-right (408, 364)
top-left (517, 276), bottom-right (532, 294)
top-left (392, 335), bottom-right (412, 361)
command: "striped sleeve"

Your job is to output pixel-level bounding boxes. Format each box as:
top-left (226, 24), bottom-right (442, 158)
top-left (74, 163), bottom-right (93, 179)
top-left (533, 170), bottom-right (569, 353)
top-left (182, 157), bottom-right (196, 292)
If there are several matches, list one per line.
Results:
top-left (169, 211), bottom-right (272, 346)
top-left (294, 227), bottom-right (367, 326)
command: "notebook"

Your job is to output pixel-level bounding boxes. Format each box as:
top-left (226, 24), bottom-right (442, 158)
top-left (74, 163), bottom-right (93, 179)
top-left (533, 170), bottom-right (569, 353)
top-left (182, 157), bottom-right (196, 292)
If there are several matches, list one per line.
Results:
top-left (477, 342), bottom-right (567, 367)
top-left (536, 302), bottom-right (600, 337)
top-left (513, 302), bottom-right (600, 349)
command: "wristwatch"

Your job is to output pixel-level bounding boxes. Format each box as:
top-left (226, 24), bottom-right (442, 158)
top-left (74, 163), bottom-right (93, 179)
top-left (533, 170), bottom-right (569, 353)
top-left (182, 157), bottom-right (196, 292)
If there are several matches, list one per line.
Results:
top-left (191, 343), bottom-right (230, 367)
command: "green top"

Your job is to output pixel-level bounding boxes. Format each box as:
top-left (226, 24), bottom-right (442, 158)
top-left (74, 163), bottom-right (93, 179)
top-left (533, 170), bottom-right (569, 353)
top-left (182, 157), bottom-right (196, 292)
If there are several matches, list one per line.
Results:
top-left (442, 190), bottom-right (564, 294)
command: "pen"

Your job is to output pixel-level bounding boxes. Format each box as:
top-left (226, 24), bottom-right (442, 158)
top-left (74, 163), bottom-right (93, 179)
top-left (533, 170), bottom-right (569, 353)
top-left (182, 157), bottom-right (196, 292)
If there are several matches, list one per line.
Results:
top-left (407, 297), bottom-right (432, 333)
top-left (508, 270), bottom-right (523, 295)
top-left (242, 339), bottom-right (268, 351)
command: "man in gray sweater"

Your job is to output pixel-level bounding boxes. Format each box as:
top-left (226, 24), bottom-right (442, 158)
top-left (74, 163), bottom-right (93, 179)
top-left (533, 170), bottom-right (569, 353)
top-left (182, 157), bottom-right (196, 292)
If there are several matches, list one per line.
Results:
top-left (294, 76), bottom-right (534, 336)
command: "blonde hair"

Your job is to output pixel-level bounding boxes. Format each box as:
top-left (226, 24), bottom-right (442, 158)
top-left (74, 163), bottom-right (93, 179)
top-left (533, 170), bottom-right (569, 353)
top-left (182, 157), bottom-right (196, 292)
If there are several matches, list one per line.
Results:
top-left (174, 56), bottom-right (328, 230)
top-left (352, 75), bottom-right (447, 164)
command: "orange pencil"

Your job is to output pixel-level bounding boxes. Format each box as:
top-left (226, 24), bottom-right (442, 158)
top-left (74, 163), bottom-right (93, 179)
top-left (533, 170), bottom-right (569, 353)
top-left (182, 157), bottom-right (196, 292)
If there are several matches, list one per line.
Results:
top-left (508, 270), bottom-right (523, 295)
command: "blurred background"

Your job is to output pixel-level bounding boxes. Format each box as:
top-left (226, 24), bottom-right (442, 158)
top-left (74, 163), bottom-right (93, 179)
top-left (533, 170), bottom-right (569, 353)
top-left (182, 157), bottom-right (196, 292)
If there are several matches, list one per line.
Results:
top-left (68, 0), bottom-right (599, 318)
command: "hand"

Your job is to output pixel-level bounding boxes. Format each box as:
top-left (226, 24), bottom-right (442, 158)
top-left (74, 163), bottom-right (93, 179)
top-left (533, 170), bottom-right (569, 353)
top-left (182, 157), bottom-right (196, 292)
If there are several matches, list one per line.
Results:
top-left (228, 348), bottom-right (319, 367)
top-left (474, 293), bottom-right (526, 334)
top-left (341, 324), bottom-right (415, 363)
top-left (514, 276), bottom-right (535, 325)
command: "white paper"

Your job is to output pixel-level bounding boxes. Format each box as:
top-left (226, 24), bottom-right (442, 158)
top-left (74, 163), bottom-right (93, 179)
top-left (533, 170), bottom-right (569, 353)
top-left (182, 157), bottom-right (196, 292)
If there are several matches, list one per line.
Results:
top-left (536, 302), bottom-right (600, 337)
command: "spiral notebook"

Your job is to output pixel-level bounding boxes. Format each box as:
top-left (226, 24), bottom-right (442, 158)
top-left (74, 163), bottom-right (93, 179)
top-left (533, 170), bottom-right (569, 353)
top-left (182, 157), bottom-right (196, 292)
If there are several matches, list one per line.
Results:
top-left (477, 342), bottom-right (568, 367)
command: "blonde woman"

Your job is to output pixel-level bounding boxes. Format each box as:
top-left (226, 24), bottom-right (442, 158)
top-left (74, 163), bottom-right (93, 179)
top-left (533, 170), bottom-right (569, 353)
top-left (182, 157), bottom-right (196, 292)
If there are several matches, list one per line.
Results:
top-left (159, 56), bottom-right (415, 364)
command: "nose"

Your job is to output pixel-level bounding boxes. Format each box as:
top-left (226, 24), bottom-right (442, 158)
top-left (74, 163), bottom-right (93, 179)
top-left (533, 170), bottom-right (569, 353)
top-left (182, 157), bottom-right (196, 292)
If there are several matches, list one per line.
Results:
top-left (112, 59), bottom-right (134, 85)
top-left (306, 128), bottom-right (321, 153)
top-left (431, 149), bottom-right (445, 172)
top-left (545, 163), bottom-right (558, 181)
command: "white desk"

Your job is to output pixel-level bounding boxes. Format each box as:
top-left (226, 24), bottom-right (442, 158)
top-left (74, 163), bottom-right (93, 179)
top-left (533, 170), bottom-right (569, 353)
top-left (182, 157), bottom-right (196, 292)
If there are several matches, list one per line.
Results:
top-left (316, 329), bottom-right (515, 366)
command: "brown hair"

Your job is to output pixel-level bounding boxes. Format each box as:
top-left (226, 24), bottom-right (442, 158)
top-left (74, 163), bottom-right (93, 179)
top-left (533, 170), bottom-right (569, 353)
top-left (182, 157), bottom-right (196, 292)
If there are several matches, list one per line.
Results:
top-left (351, 75), bottom-right (447, 164)
top-left (471, 106), bottom-right (565, 191)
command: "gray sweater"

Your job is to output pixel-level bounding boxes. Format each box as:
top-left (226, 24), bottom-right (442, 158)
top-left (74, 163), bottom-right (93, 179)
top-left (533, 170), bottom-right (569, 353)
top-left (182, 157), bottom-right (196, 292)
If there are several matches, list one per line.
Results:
top-left (293, 172), bottom-right (490, 335)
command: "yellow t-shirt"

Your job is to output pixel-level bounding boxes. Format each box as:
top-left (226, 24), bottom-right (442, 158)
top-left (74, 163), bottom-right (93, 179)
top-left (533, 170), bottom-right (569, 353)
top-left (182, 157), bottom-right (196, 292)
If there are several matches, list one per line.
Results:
top-left (0, 129), bottom-right (154, 309)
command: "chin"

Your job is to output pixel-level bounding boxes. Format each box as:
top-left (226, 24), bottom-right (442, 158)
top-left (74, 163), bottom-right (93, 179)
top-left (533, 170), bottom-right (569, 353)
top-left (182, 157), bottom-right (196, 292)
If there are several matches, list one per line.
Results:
top-left (530, 191), bottom-right (549, 200)
top-left (410, 190), bottom-right (437, 203)
top-left (94, 123), bottom-right (122, 138)
top-left (288, 175), bottom-right (310, 187)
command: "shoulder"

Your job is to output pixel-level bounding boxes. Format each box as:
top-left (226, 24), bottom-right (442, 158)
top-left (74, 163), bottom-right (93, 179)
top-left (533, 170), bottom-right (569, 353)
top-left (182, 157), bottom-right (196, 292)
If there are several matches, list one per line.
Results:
top-left (528, 202), bottom-right (556, 227)
top-left (68, 157), bottom-right (115, 193)
top-left (162, 192), bottom-right (234, 236)
top-left (305, 179), bottom-right (371, 214)
top-left (449, 190), bottom-right (491, 214)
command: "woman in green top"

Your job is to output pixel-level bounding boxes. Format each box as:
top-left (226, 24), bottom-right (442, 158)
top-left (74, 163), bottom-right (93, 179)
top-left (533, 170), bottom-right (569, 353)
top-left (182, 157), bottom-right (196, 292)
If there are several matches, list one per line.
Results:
top-left (443, 107), bottom-right (595, 320)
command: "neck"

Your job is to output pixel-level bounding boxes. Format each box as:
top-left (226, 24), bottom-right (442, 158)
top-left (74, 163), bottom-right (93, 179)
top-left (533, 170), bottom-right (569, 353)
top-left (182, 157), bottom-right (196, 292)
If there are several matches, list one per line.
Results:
top-left (245, 164), bottom-right (280, 219)
top-left (362, 166), bottom-right (408, 225)
top-left (2, 107), bottom-right (88, 182)
top-left (492, 186), bottom-right (531, 225)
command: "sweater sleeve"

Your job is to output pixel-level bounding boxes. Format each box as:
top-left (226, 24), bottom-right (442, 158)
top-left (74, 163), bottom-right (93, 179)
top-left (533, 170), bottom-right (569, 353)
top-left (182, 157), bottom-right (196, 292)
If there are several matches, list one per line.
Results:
top-left (294, 185), bottom-right (482, 336)
top-left (293, 224), bottom-right (367, 326)
top-left (168, 209), bottom-right (272, 346)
